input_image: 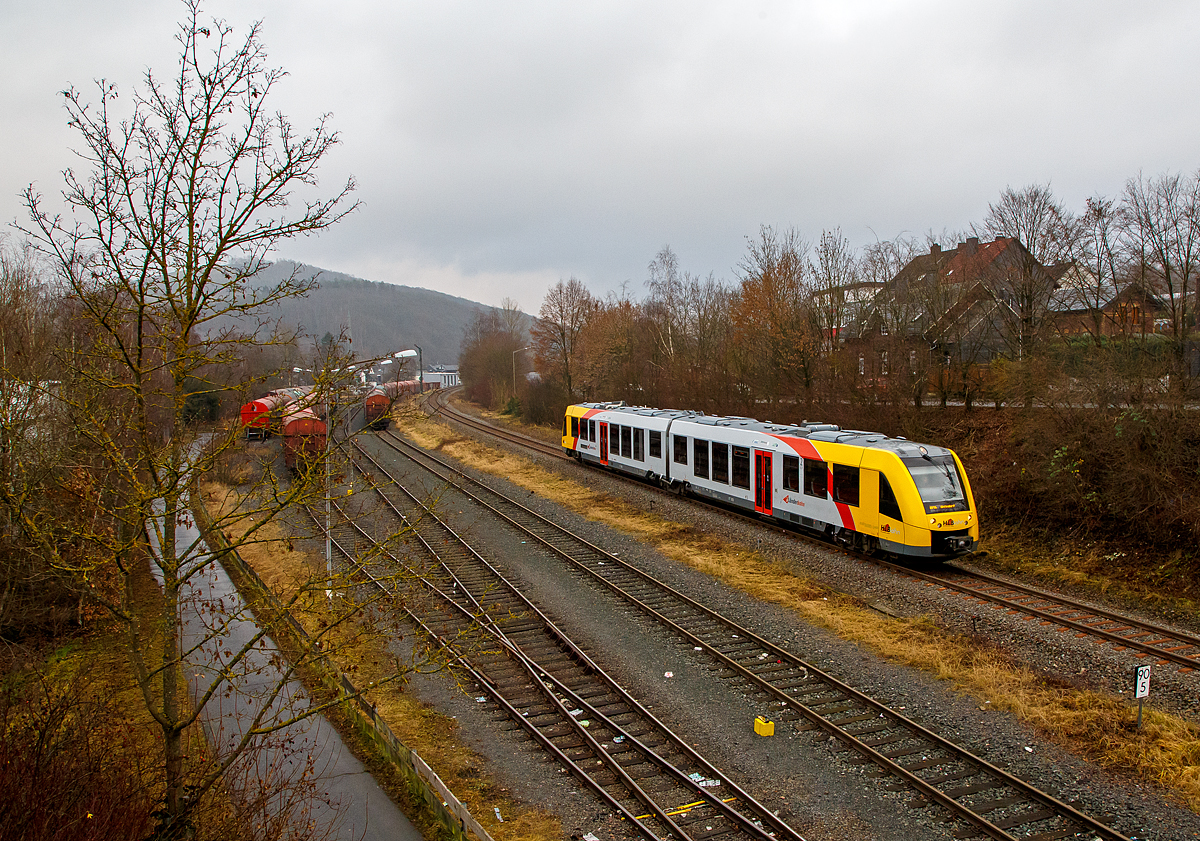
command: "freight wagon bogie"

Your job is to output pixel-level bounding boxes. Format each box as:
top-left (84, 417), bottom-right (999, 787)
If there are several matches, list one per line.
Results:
top-left (563, 402), bottom-right (978, 562)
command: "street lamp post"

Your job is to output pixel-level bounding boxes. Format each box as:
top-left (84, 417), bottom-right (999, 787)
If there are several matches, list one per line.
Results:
top-left (513, 346), bottom-right (531, 396)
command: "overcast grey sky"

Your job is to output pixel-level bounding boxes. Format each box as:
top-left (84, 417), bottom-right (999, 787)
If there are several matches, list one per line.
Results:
top-left (4, 1), bottom-right (1198, 313)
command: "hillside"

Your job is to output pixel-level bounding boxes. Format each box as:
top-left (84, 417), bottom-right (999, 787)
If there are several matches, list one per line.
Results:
top-left (214, 260), bottom-right (510, 366)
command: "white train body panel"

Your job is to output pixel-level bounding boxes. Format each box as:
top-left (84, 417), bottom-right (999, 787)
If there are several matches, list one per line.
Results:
top-left (563, 402), bottom-right (979, 560)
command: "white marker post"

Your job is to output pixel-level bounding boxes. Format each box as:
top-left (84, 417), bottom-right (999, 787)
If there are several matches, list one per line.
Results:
top-left (1134, 664), bottom-right (1151, 729)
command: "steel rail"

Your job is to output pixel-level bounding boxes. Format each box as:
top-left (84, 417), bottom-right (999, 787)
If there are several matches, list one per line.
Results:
top-left (423, 388), bottom-right (566, 458)
top-left (426, 391), bottom-right (1200, 677)
top-left (876, 559), bottom-right (1200, 671)
top-left (303, 504), bottom-right (666, 840)
top-left (376, 429), bottom-right (1131, 841)
top-left (337, 450), bottom-right (805, 841)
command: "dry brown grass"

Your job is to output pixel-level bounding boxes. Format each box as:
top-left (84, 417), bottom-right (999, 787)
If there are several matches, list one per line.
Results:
top-left (396, 411), bottom-right (1200, 811)
top-left (978, 525), bottom-right (1200, 623)
top-left (199, 479), bottom-right (563, 841)
top-left (21, 556), bottom-right (281, 839)
top-left (469, 403), bottom-right (562, 446)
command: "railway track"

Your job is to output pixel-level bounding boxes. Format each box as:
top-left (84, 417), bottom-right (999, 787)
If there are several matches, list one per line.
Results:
top-left (881, 561), bottom-right (1200, 673)
top-left (423, 389), bottom-right (1200, 677)
top-left (319, 440), bottom-right (806, 841)
top-left (368, 425), bottom-right (1130, 841)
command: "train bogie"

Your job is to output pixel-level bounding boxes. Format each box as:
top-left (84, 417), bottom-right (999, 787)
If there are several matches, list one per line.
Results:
top-left (563, 402), bottom-right (978, 560)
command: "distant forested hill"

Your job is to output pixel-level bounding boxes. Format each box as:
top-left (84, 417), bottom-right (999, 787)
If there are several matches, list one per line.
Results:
top-left (213, 260), bottom-right (508, 366)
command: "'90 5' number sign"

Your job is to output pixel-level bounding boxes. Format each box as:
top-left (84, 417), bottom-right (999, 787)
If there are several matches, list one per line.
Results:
top-left (1134, 664), bottom-right (1151, 699)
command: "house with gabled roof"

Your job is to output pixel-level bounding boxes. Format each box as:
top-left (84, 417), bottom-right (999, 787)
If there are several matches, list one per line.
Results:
top-left (847, 236), bottom-right (1059, 401)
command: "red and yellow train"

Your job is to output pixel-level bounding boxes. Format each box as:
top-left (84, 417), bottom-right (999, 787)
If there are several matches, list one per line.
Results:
top-left (563, 402), bottom-right (978, 560)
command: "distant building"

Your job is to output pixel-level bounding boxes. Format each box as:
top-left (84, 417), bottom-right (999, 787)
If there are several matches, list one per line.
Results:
top-left (427, 365), bottom-right (460, 388)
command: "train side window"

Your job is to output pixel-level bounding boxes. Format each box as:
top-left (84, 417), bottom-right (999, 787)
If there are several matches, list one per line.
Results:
top-left (879, 474), bottom-right (902, 520)
top-left (571, 416), bottom-right (579, 438)
top-left (621, 425), bottom-right (632, 458)
top-left (674, 435), bottom-right (688, 465)
top-left (590, 419), bottom-right (596, 442)
top-left (712, 443), bottom-right (729, 483)
top-left (832, 464), bottom-right (860, 506)
top-left (804, 458), bottom-right (828, 498)
top-left (732, 446), bottom-right (750, 489)
top-left (783, 455), bottom-right (800, 492)
top-left (649, 430), bottom-right (662, 459)
top-left (694, 439), bottom-right (710, 479)
top-left (634, 428), bottom-right (644, 461)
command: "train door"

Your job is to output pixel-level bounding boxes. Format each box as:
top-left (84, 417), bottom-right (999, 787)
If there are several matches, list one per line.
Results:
top-left (754, 450), bottom-right (773, 515)
top-left (599, 422), bottom-right (609, 465)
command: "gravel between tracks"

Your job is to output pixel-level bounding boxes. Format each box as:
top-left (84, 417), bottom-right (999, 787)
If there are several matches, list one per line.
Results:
top-left (360, 421), bottom-right (1200, 841)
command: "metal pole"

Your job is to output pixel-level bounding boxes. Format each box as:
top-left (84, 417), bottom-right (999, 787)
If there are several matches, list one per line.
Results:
top-left (415, 345), bottom-right (423, 390)
top-left (326, 383), bottom-right (333, 600)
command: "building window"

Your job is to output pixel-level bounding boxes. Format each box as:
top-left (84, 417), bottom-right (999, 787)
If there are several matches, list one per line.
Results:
top-left (880, 350), bottom-right (889, 376)
top-left (909, 350), bottom-right (917, 373)
top-left (858, 356), bottom-right (866, 376)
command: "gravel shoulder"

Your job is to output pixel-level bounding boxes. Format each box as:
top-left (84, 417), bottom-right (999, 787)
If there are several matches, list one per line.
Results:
top-left (358, 419), bottom-right (1200, 841)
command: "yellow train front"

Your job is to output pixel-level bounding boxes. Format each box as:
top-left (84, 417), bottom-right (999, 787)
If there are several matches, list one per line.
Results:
top-left (562, 403), bottom-right (978, 561)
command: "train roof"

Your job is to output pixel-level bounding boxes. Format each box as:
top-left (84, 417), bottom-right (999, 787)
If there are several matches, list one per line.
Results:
top-left (575, 402), bottom-right (700, 420)
top-left (577, 402), bottom-right (955, 460)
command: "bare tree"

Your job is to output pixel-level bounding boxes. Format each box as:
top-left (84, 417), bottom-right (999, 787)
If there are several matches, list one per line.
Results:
top-left (532, 277), bottom-right (595, 402)
top-left (644, 245), bottom-right (684, 363)
top-left (977, 183), bottom-right (1081, 267)
top-left (14, 6), bottom-right (433, 837)
top-left (673, 272), bottom-right (734, 411)
top-left (459, 306), bottom-right (526, 406)
top-left (860, 236), bottom-right (926, 406)
top-left (732, 226), bottom-right (815, 407)
top-left (1063, 195), bottom-right (1125, 344)
top-left (811, 228), bottom-right (861, 355)
top-left (1121, 170), bottom-right (1200, 393)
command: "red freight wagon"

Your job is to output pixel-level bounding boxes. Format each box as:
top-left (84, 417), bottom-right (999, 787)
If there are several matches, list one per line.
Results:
top-left (281, 407), bottom-right (326, 469)
top-left (239, 392), bottom-right (289, 440)
top-left (363, 379), bottom-right (419, 429)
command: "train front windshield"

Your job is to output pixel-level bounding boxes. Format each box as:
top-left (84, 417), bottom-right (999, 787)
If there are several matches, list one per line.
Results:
top-left (903, 456), bottom-right (969, 514)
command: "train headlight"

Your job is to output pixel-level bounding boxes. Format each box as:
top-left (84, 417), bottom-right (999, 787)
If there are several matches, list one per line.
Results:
top-left (929, 518), bottom-right (936, 525)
